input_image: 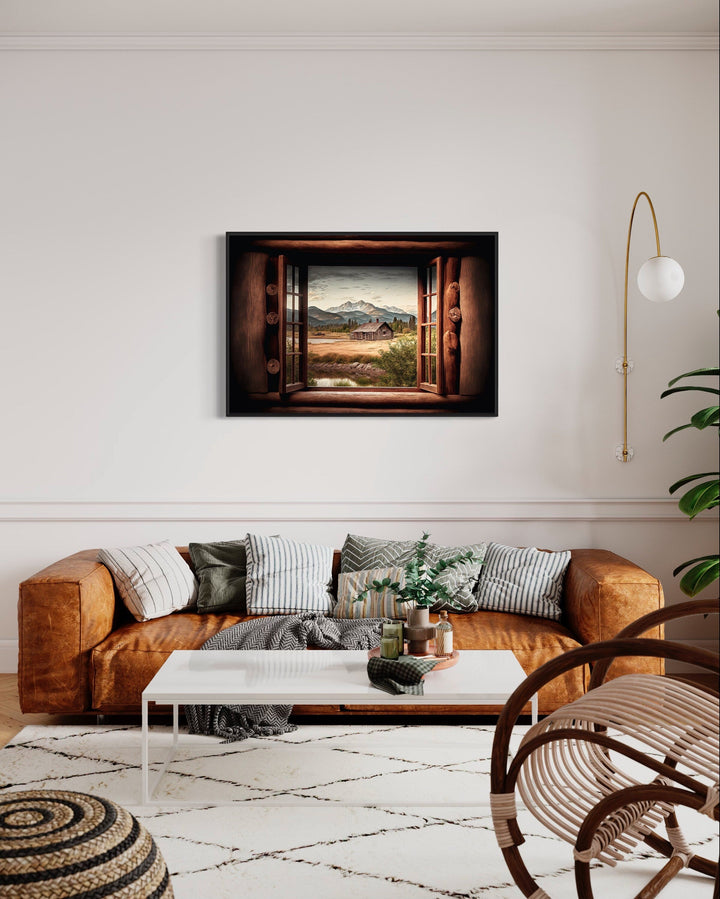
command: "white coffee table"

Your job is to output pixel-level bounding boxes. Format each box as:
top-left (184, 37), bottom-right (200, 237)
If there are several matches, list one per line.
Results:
top-left (141, 649), bottom-right (537, 805)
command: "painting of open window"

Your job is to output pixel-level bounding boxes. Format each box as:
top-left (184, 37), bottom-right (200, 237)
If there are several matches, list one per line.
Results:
top-left (226, 233), bottom-right (497, 415)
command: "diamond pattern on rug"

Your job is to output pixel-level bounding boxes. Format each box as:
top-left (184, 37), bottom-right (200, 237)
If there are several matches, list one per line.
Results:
top-left (2, 724), bottom-right (717, 899)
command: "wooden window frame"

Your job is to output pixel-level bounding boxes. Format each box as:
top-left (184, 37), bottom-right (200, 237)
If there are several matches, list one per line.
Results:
top-left (278, 255), bottom-right (307, 394)
top-left (418, 257), bottom-right (444, 395)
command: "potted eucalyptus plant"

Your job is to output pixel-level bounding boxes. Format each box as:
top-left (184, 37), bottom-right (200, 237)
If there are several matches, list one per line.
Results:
top-left (661, 333), bottom-right (719, 596)
top-left (355, 532), bottom-right (480, 652)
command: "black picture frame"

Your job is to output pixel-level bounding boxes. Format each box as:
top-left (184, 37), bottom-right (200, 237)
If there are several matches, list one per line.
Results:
top-left (226, 232), bottom-right (498, 416)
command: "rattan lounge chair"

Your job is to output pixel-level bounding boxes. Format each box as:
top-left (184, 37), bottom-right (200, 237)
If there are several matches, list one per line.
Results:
top-left (491, 597), bottom-right (719, 899)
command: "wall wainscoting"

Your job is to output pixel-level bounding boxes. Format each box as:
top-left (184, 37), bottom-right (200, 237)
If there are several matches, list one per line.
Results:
top-left (1, 33), bottom-right (717, 52)
top-left (1, 499), bottom-right (717, 673)
top-left (0, 498), bottom-right (697, 523)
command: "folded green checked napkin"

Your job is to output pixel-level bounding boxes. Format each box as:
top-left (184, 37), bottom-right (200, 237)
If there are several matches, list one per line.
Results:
top-left (367, 655), bottom-right (441, 695)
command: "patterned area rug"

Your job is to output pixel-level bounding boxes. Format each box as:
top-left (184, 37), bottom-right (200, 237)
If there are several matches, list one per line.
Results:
top-left (1, 723), bottom-right (717, 898)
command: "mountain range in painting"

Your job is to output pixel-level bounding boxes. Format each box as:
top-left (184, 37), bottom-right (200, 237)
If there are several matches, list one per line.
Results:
top-left (308, 300), bottom-right (415, 327)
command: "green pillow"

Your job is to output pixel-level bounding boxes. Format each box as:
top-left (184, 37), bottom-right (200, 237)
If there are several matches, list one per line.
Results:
top-left (188, 540), bottom-right (247, 613)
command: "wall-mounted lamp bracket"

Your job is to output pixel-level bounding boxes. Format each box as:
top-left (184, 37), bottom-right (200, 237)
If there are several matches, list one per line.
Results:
top-left (616, 191), bottom-right (683, 463)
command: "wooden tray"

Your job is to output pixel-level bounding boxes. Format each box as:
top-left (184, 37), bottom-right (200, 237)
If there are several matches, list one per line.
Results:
top-left (368, 647), bottom-right (460, 671)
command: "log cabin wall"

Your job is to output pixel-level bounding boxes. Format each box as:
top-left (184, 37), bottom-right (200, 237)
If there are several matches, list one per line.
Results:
top-left (442, 257), bottom-right (461, 395)
top-left (228, 251), bottom-right (270, 396)
top-left (459, 256), bottom-right (495, 398)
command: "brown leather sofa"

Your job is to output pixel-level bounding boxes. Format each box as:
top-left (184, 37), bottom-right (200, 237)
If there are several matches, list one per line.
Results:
top-left (17, 547), bottom-right (664, 718)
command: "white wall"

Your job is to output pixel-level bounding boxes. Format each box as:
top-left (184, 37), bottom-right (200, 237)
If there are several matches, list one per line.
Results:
top-left (0, 47), bottom-right (717, 669)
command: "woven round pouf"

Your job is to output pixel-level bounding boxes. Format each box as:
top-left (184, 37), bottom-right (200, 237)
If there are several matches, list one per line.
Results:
top-left (0, 790), bottom-right (173, 897)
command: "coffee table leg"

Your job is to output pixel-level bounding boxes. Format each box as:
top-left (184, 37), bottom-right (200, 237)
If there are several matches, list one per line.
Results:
top-left (141, 698), bottom-right (149, 804)
top-left (531, 693), bottom-right (538, 725)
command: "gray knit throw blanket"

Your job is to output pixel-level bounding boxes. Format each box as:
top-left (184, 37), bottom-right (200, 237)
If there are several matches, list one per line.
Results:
top-left (185, 613), bottom-right (384, 742)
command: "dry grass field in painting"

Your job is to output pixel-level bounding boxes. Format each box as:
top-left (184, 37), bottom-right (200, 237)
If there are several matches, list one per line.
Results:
top-left (308, 338), bottom-right (388, 361)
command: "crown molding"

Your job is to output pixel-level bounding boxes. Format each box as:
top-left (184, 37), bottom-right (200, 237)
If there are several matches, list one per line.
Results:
top-left (0, 31), bottom-right (717, 52)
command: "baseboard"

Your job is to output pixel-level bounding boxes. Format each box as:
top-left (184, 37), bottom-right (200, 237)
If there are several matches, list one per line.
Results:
top-left (0, 640), bottom-right (17, 675)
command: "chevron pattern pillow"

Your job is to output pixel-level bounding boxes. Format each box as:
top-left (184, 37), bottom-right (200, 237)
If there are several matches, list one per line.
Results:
top-left (340, 534), bottom-right (418, 574)
top-left (244, 534), bottom-right (334, 615)
top-left (424, 541), bottom-right (487, 612)
top-left (474, 543), bottom-right (571, 621)
top-left (333, 566), bottom-right (413, 619)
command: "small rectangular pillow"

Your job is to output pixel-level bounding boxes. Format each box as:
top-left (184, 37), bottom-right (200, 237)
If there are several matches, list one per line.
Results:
top-left (424, 541), bottom-right (486, 612)
top-left (334, 566), bottom-right (413, 619)
top-left (189, 540), bottom-right (247, 613)
top-left (98, 540), bottom-right (197, 622)
top-left (340, 533), bottom-right (418, 573)
top-left (474, 543), bottom-right (571, 621)
top-left (244, 534), bottom-right (334, 615)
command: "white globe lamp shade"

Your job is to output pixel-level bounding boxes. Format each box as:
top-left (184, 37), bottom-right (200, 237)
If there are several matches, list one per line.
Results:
top-left (637, 255), bottom-right (684, 303)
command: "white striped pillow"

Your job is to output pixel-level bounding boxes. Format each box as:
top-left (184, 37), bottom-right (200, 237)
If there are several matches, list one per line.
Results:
top-left (98, 540), bottom-right (197, 621)
top-left (333, 566), bottom-right (413, 619)
top-left (244, 534), bottom-right (334, 615)
top-left (474, 543), bottom-right (570, 621)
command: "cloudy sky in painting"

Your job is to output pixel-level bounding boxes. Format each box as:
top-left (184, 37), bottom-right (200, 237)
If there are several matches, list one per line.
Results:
top-left (308, 266), bottom-right (417, 312)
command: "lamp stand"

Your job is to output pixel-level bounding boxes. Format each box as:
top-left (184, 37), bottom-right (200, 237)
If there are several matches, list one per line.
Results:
top-left (617, 191), bottom-right (663, 463)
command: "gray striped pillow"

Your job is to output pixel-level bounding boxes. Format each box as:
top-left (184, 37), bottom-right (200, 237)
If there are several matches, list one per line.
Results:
top-left (244, 534), bottom-right (334, 615)
top-left (98, 540), bottom-right (198, 621)
top-left (474, 543), bottom-right (570, 621)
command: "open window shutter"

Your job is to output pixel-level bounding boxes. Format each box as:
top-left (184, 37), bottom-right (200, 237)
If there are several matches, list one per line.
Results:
top-left (417, 257), bottom-right (444, 394)
top-left (278, 255), bottom-right (307, 394)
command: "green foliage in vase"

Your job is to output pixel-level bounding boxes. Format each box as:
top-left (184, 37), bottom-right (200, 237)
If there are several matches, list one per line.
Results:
top-left (661, 326), bottom-right (719, 596)
top-left (354, 532), bottom-right (479, 610)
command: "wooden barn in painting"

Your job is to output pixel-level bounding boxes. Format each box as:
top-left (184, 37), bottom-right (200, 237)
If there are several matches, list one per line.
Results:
top-left (351, 320), bottom-right (394, 341)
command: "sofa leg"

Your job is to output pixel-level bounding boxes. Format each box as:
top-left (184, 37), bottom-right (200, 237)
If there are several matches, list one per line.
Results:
top-left (96, 714), bottom-right (105, 725)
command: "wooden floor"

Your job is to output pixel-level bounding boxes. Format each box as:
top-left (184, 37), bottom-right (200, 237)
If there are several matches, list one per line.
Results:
top-left (0, 674), bottom-right (88, 749)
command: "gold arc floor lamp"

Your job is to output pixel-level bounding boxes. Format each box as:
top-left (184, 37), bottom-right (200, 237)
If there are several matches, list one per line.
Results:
top-left (616, 191), bottom-right (685, 462)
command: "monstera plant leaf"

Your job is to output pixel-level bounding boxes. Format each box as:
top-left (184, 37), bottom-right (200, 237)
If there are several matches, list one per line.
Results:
top-left (662, 354), bottom-right (719, 597)
top-left (663, 406), bottom-right (720, 440)
top-left (665, 366), bottom-right (719, 387)
top-left (673, 556), bottom-right (720, 598)
top-left (669, 473), bottom-right (720, 519)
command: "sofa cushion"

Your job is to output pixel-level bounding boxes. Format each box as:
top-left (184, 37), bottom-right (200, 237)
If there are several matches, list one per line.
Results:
top-left (97, 541), bottom-right (197, 622)
top-left (90, 607), bottom-right (585, 715)
top-left (475, 543), bottom-right (571, 621)
top-left (189, 540), bottom-right (247, 613)
top-left (424, 541), bottom-right (486, 612)
top-left (340, 534), bottom-right (418, 573)
top-left (333, 566), bottom-right (412, 619)
top-left (450, 610), bottom-right (585, 710)
top-left (244, 534), bottom-right (334, 615)
top-left (91, 611), bottom-right (255, 711)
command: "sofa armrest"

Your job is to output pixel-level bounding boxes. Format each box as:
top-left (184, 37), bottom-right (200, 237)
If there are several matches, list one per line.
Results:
top-left (18, 550), bottom-right (116, 713)
top-left (563, 548), bottom-right (664, 678)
